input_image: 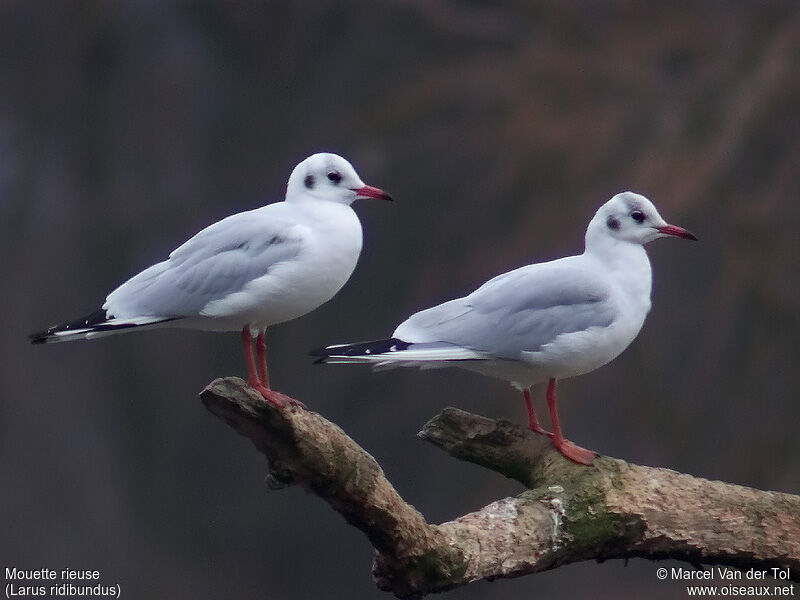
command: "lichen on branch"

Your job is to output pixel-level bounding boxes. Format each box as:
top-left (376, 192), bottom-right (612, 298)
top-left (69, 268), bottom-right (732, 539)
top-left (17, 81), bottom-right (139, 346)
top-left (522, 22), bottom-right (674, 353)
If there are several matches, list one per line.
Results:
top-left (201, 377), bottom-right (800, 598)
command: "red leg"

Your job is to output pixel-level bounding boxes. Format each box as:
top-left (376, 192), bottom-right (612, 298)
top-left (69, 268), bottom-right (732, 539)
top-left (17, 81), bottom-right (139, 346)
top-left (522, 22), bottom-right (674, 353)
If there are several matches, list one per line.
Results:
top-left (241, 326), bottom-right (303, 408)
top-left (546, 378), bottom-right (598, 466)
top-left (242, 327), bottom-right (261, 388)
top-left (256, 331), bottom-right (269, 388)
top-left (523, 388), bottom-right (551, 436)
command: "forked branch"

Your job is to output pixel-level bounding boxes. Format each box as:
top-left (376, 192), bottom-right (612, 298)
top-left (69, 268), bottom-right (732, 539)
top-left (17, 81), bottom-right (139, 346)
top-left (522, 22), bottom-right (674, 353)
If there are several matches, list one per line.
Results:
top-left (201, 377), bottom-right (800, 597)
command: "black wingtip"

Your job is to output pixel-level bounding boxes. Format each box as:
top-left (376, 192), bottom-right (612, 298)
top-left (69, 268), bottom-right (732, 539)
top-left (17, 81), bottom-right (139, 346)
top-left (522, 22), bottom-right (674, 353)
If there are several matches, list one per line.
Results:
top-left (310, 338), bottom-right (410, 362)
top-left (309, 346), bottom-right (329, 364)
top-left (29, 333), bottom-right (48, 345)
top-left (28, 309), bottom-right (109, 345)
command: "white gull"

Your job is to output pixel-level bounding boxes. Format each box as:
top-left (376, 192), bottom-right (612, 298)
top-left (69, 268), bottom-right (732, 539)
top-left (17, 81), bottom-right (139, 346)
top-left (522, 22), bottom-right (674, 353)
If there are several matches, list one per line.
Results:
top-left (31, 152), bottom-right (392, 406)
top-left (314, 192), bottom-right (695, 464)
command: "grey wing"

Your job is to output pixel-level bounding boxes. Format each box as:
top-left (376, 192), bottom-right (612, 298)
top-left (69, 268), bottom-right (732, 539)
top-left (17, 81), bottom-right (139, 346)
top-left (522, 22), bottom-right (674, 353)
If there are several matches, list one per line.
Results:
top-left (103, 207), bottom-right (306, 318)
top-left (395, 261), bottom-right (617, 359)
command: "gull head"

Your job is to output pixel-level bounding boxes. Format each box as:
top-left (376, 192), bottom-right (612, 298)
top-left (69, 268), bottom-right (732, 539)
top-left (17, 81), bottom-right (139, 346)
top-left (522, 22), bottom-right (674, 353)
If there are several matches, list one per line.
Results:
top-left (286, 153), bottom-right (392, 205)
top-left (586, 191), bottom-right (696, 250)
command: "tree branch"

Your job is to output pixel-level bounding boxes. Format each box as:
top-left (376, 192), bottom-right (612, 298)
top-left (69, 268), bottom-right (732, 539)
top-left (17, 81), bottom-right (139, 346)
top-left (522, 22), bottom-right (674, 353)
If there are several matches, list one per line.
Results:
top-left (201, 377), bottom-right (800, 597)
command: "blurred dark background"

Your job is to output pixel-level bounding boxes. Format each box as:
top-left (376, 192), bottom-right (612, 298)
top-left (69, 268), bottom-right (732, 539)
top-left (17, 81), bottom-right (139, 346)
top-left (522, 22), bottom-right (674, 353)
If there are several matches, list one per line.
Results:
top-left (2, 2), bottom-right (799, 598)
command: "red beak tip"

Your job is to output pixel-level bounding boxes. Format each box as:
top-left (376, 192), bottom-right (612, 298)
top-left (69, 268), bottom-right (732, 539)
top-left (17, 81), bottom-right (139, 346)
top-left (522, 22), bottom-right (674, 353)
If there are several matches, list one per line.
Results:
top-left (355, 185), bottom-right (393, 202)
top-left (658, 224), bottom-right (697, 241)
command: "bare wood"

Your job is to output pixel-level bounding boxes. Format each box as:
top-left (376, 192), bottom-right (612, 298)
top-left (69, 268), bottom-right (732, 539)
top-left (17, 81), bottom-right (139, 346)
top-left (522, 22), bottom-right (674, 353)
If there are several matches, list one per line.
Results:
top-left (200, 378), bottom-right (463, 596)
top-left (201, 378), bottom-right (800, 597)
top-left (421, 408), bottom-right (800, 585)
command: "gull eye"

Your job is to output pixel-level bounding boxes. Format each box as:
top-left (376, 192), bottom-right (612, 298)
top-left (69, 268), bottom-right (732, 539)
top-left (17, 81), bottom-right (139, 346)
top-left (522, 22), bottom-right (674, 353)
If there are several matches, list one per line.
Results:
top-left (327, 171), bottom-right (342, 184)
top-left (303, 175), bottom-right (315, 189)
top-left (631, 210), bottom-right (645, 223)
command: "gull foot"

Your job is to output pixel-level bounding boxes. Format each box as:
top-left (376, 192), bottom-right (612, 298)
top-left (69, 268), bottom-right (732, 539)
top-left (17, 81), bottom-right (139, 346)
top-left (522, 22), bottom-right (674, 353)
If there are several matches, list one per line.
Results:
top-left (528, 423), bottom-right (553, 437)
top-left (250, 383), bottom-right (306, 409)
top-left (552, 437), bottom-right (598, 466)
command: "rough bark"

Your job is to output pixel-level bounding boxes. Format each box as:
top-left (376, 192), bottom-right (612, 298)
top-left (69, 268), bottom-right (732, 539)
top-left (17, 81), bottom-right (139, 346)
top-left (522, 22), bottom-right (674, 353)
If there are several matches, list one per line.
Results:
top-left (201, 377), bottom-right (800, 597)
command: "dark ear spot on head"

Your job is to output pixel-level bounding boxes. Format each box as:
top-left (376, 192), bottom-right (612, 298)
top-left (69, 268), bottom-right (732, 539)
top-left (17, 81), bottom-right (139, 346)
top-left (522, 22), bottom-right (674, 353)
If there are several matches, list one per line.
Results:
top-left (304, 174), bottom-right (315, 189)
top-left (606, 216), bottom-right (620, 231)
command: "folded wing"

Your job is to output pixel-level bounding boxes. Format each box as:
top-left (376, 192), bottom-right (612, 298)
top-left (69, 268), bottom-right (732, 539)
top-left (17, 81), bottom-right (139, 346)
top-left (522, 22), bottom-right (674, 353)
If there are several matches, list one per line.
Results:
top-left (394, 259), bottom-right (617, 359)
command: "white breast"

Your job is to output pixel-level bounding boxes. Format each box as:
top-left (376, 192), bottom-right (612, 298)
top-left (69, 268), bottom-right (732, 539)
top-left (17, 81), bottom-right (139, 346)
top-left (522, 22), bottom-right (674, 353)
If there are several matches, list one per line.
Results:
top-left (196, 201), bottom-right (363, 331)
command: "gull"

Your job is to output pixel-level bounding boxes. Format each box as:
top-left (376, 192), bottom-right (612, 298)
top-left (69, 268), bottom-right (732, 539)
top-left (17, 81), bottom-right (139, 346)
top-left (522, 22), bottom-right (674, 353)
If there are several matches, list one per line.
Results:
top-left (30, 152), bottom-right (392, 406)
top-left (313, 192), bottom-right (695, 464)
